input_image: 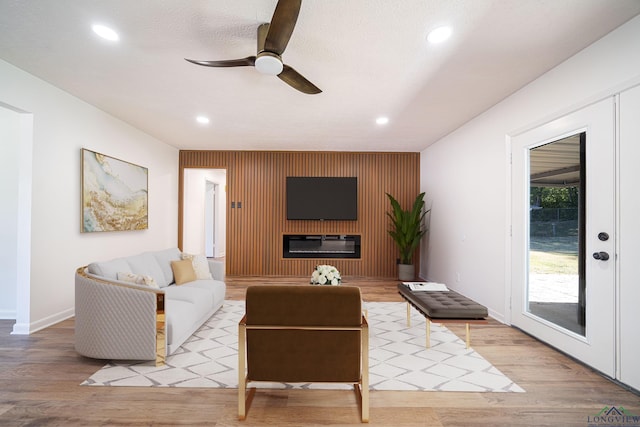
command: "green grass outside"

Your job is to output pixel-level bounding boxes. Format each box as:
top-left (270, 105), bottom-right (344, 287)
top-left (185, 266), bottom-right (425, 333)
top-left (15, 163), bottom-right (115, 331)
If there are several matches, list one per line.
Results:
top-left (530, 234), bottom-right (578, 275)
top-left (529, 250), bottom-right (578, 274)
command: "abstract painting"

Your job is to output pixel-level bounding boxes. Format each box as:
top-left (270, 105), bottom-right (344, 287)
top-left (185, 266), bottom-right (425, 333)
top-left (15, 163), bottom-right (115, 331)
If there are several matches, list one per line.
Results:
top-left (81, 149), bottom-right (148, 232)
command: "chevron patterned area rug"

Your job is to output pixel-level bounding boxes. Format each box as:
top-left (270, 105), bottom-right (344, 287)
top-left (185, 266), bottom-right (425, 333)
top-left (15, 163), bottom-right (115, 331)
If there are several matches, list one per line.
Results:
top-left (81, 300), bottom-right (524, 392)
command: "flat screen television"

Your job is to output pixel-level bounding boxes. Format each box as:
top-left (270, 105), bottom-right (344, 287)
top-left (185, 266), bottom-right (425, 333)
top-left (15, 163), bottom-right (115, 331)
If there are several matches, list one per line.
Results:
top-left (286, 177), bottom-right (358, 220)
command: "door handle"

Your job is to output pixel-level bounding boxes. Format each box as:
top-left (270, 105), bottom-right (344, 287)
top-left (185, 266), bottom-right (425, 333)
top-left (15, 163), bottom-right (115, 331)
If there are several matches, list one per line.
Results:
top-left (592, 251), bottom-right (610, 261)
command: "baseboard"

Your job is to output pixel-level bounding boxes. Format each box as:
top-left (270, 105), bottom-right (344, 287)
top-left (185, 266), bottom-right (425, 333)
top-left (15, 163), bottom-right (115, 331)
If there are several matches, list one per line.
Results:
top-left (11, 322), bottom-right (29, 335)
top-left (11, 307), bottom-right (75, 335)
top-left (488, 308), bottom-right (505, 324)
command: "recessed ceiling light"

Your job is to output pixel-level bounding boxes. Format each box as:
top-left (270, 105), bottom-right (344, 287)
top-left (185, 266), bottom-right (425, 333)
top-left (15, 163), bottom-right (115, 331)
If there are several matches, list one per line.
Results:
top-left (92, 24), bottom-right (119, 42)
top-left (376, 117), bottom-right (389, 125)
top-left (427, 26), bottom-right (452, 44)
top-left (196, 116), bottom-right (210, 125)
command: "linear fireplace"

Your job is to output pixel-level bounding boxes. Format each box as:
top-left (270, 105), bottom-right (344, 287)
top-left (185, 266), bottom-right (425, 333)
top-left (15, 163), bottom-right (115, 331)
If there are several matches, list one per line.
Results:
top-left (283, 234), bottom-right (361, 259)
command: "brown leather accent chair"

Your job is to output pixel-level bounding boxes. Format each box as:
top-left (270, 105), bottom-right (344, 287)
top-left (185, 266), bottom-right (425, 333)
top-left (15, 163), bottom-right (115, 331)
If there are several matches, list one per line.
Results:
top-left (238, 285), bottom-right (369, 422)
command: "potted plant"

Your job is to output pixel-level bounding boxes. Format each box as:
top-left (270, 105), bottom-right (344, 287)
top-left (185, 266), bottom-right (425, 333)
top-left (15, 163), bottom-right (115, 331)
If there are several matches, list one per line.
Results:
top-left (386, 192), bottom-right (428, 281)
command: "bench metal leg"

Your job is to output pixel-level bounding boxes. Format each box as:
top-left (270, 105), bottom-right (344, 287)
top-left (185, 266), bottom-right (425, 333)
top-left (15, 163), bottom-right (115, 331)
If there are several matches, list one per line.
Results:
top-left (428, 320), bottom-right (470, 349)
top-left (406, 302), bottom-right (411, 327)
top-left (405, 301), bottom-right (474, 350)
top-left (465, 323), bottom-right (470, 349)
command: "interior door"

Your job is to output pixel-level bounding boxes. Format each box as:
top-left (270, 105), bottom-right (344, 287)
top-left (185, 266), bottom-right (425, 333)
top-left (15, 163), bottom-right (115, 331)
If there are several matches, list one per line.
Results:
top-left (510, 98), bottom-right (616, 376)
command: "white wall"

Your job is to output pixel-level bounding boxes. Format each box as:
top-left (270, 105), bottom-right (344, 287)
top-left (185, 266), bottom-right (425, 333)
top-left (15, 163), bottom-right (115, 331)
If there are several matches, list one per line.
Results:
top-left (183, 169), bottom-right (226, 256)
top-left (0, 59), bottom-right (179, 333)
top-left (0, 106), bottom-right (21, 318)
top-left (420, 15), bottom-right (640, 322)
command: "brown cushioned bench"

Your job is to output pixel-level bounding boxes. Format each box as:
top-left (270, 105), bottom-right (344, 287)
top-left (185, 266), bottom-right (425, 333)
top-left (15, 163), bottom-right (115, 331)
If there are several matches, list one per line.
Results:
top-left (397, 283), bottom-right (488, 348)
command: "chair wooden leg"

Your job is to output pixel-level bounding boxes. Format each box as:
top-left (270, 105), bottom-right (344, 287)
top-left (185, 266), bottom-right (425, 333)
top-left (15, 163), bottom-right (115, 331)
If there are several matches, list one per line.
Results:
top-left (238, 323), bottom-right (247, 420)
top-left (426, 318), bottom-right (431, 348)
top-left (353, 384), bottom-right (369, 423)
top-left (361, 318), bottom-right (369, 423)
top-left (238, 389), bottom-right (245, 420)
top-left (240, 387), bottom-right (256, 421)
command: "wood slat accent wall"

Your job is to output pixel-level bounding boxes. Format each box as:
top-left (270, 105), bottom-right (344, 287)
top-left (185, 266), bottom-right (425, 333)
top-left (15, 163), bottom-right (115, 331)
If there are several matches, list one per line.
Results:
top-left (179, 151), bottom-right (420, 277)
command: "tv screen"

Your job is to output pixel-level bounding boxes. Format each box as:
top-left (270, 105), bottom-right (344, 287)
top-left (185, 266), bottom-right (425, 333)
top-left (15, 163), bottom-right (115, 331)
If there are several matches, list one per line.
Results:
top-left (286, 177), bottom-right (358, 220)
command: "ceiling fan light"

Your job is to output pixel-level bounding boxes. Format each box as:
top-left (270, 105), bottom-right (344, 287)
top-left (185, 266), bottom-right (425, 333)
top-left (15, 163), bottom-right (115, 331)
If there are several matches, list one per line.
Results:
top-left (255, 53), bottom-right (283, 75)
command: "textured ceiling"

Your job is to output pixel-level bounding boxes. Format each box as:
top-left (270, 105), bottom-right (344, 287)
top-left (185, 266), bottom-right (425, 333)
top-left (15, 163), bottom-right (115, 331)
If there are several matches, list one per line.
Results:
top-left (1, 0), bottom-right (639, 152)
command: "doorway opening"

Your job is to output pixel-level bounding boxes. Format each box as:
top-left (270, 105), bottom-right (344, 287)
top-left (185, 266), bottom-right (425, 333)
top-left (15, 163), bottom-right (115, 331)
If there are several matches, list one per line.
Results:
top-left (0, 103), bottom-right (33, 334)
top-left (182, 169), bottom-right (226, 259)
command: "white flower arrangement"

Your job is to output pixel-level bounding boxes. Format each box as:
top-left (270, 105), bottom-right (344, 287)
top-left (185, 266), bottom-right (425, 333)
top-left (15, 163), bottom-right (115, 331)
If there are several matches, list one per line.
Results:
top-left (310, 264), bottom-right (341, 285)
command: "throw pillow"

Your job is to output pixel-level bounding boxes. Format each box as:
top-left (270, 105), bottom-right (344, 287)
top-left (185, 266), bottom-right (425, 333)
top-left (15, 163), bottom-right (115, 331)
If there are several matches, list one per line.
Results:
top-left (171, 259), bottom-right (197, 285)
top-left (117, 272), bottom-right (159, 289)
top-left (181, 253), bottom-right (212, 280)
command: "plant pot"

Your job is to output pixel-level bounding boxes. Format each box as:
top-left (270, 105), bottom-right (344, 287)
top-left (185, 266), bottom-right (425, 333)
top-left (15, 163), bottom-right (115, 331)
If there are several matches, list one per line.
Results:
top-left (398, 263), bottom-right (415, 281)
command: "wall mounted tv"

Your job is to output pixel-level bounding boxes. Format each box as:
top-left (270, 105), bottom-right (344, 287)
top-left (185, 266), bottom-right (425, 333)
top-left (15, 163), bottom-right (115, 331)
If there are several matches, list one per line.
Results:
top-left (286, 177), bottom-right (358, 220)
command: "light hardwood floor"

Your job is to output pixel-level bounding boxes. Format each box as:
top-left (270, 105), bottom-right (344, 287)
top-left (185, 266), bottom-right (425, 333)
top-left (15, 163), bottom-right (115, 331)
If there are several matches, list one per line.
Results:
top-left (1, 277), bottom-right (638, 426)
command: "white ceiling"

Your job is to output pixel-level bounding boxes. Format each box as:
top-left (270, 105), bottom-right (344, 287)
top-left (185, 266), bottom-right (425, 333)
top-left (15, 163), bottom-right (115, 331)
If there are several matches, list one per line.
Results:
top-left (1, 0), bottom-right (639, 152)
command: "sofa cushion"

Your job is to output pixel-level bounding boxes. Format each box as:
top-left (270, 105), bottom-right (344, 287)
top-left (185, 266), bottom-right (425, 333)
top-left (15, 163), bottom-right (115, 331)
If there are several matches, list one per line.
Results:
top-left (180, 279), bottom-right (226, 308)
top-left (181, 253), bottom-right (212, 280)
top-left (87, 257), bottom-right (132, 280)
top-left (152, 248), bottom-right (182, 287)
top-left (171, 259), bottom-right (196, 285)
top-left (207, 259), bottom-right (225, 281)
top-left (126, 253), bottom-right (166, 287)
top-left (116, 272), bottom-right (159, 288)
top-left (164, 284), bottom-right (213, 312)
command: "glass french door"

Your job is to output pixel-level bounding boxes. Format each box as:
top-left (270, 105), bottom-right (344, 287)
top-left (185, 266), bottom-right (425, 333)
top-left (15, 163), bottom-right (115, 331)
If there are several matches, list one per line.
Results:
top-left (510, 98), bottom-right (616, 376)
top-left (528, 132), bottom-right (585, 336)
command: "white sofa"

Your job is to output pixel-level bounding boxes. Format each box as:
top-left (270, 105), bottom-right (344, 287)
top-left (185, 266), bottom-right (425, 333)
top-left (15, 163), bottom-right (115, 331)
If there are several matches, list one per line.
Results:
top-left (75, 248), bottom-right (226, 365)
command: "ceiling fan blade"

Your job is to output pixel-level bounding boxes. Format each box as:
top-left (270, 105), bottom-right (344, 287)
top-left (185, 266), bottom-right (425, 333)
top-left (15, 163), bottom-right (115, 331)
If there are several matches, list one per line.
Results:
top-left (278, 64), bottom-right (321, 94)
top-left (264, 0), bottom-right (301, 55)
top-left (184, 56), bottom-right (256, 67)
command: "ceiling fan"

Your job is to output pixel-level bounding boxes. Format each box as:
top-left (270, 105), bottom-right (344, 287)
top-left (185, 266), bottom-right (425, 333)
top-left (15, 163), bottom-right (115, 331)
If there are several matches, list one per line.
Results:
top-left (185, 0), bottom-right (321, 94)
